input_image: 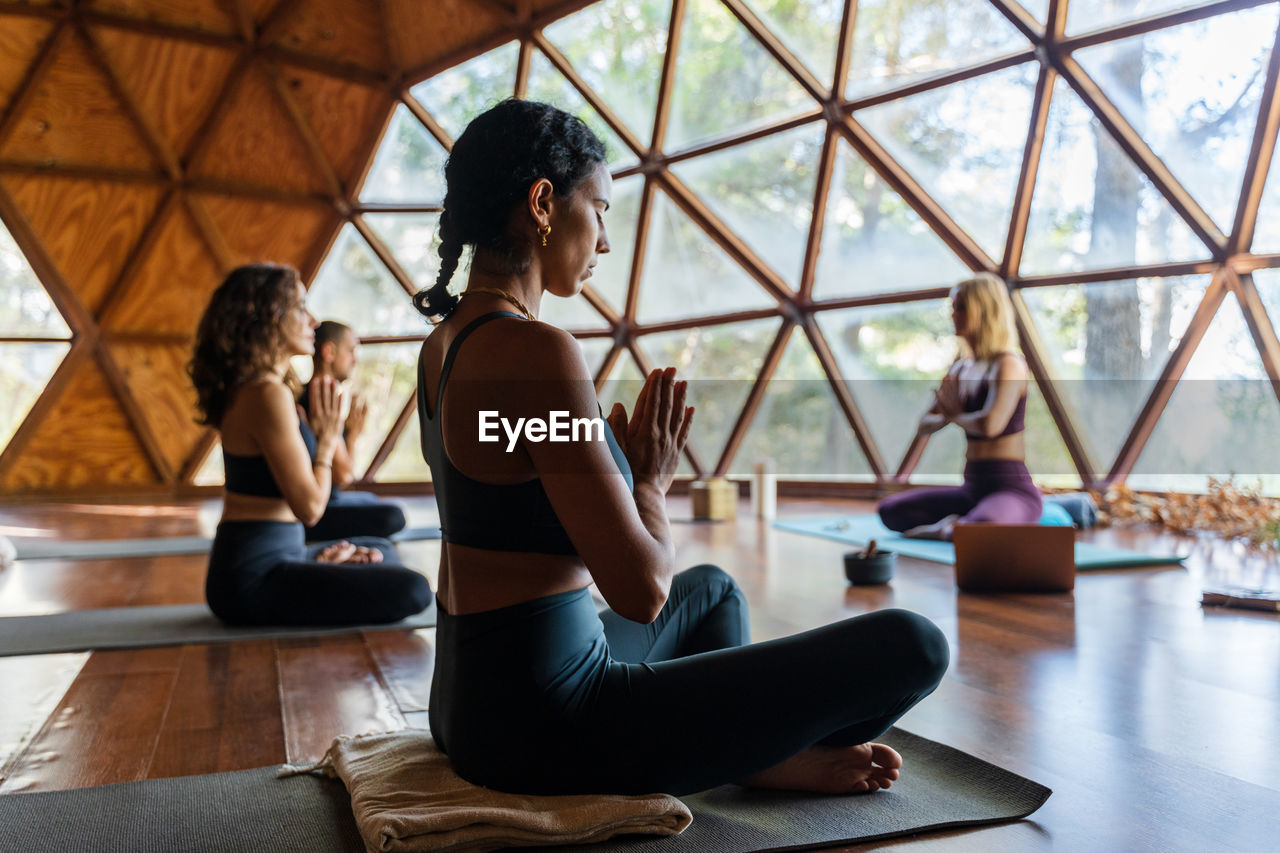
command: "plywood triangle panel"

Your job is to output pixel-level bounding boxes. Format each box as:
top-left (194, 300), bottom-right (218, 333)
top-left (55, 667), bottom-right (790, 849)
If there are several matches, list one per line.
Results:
top-left (384, 0), bottom-right (513, 73)
top-left (187, 63), bottom-right (330, 194)
top-left (0, 16), bottom-right (58, 118)
top-left (195, 192), bottom-right (334, 270)
top-left (86, 0), bottom-right (239, 36)
top-left (264, 0), bottom-right (390, 73)
top-left (1, 357), bottom-right (161, 490)
top-left (102, 201), bottom-right (225, 335)
top-left (0, 29), bottom-right (161, 171)
top-left (107, 340), bottom-right (205, 474)
top-left (90, 27), bottom-right (238, 158)
top-left (3, 174), bottom-right (165, 315)
top-left (276, 66), bottom-right (392, 190)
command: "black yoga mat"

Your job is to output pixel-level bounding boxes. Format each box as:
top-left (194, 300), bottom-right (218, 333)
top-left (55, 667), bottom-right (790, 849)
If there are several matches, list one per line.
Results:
top-left (0, 602), bottom-right (437, 657)
top-left (10, 526), bottom-right (442, 562)
top-left (0, 729), bottom-right (1049, 852)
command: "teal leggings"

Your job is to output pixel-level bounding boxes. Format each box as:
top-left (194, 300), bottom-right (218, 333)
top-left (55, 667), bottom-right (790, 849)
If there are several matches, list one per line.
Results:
top-left (429, 565), bottom-right (948, 795)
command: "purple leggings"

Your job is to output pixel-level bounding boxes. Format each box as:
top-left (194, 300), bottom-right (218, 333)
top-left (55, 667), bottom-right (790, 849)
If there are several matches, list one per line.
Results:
top-left (878, 459), bottom-right (1042, 532)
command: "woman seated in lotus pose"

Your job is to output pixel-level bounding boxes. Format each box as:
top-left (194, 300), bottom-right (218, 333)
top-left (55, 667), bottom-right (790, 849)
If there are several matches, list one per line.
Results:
top-left (877, 272), bottom-right (1042, 541)
top-left (416, 99), bottom-right (948, 797)
top-left (190, 264), bottom-right (433, 626)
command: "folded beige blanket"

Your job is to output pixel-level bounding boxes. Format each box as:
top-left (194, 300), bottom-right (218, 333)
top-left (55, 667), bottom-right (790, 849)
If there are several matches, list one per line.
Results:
top-left (280, 729), bottom-right (691, 853)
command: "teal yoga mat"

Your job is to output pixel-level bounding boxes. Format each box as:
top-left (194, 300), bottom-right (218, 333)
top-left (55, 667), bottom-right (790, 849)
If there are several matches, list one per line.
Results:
top-left (773, 514), bottom-right (1187, 569)
top-left (11, 525), bottom-right (440, 562)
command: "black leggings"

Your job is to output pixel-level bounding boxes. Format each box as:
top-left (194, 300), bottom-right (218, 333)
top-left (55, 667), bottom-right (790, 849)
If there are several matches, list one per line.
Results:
top-left (429, 565), bottom-right (947, 796)
top-left (206, 521), bottom-right (432, 626)
top-left (305, 491), bottom-right (407, 542)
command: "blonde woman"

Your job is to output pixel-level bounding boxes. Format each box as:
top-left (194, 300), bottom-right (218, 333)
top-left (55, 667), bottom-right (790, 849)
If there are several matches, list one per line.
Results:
top-left (877, 273), bottom-right (1041, 540)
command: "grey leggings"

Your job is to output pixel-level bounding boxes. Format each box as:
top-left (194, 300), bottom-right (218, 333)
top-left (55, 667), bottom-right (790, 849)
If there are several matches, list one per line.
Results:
top-left (429, 565), bottom-right (948, 796)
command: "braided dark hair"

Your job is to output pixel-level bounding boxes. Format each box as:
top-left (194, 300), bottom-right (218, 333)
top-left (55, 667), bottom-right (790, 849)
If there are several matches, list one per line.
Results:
top-left (189, 264), bottom-right (300, 427)
top-left (413, 99), bottom-right (607, 321)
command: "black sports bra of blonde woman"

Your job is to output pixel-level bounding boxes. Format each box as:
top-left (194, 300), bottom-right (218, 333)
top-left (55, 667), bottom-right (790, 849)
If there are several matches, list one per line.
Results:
top-left (417, 99), bottom-right (947, 797)
top-left (190, 265), bottom-right (432, 626)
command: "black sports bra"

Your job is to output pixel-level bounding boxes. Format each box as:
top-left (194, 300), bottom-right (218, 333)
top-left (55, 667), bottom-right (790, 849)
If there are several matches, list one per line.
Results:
top-left (223, 410), bottom-right (319, 498)
top-left (418, 312), bottom-right (634, 555)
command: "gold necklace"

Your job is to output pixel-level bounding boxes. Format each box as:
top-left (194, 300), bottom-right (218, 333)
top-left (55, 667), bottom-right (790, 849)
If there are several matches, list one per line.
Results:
top-left (464, 287), bottom-right (536, 321)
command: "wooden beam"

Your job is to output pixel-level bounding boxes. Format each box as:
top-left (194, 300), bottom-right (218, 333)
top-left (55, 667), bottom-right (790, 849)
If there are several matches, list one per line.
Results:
top-left (802, 315), bottom-right (887, 479)
top-left (178, 428), bottom-right (219, 483)
top-left (830, 0), bottom-right (858, 98)
top-left (399, 92), bottom-right (454, 152)
top-left (1230, 9), bottom-right (1280, 254)
top-left (1225, 269), bottom-right (1280, 409)
top-left (987, 0), bottom-right (1044, 45)
top-left (1013, 259), bottom-right (1219, 289)
top-left (0, 178), bottom-right (94, 336)
top-left (650, 0), bottom-right (687, 154)
top-left (260, 59), bottom-right (347, 200)
top-left (351, 214), bottom-right (419, 297)
top-left (92, 342), bottom-right (174, 485)
top-left (632, 306), bottom-right (781, 336)
top-left (714, 320), bottom-right (792, 476)
top-left (531, 32), bottom-right (648, 160)
top-left (364, 390), bottom-right (416, 483)
top-left (513, 38), bottom-right (532, 99)
top-left (0, 338), bottom-right (93, 483)
top-left (622, 176), bottom-right (657, 323)
top-left (1107, 270), bottom-right (1229, 484)
top-left (843, 50), bottom-right (1037, 113)
top-left (181, 191), bottom-right (237, 273)
top-left (95, 190), bottom-right (180, 327)
top-left (799, 125), bottom-right (837, 302)
top-left (719, 0), bottom-right (827, 102)
top-left (0, 21), bottom-right (67, 153)
top-left (661, 111), bottom-right (823, 168)
top-left (1058, 0), bottom-right (1271, 53)
top-left (1002, 64), bottom-right (1056, 278)
top-left (592, 342), bottom-right (623, 391)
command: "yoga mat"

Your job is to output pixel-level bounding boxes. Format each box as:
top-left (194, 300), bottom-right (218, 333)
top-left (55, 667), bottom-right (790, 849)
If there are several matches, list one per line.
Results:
top-left (0, 602), bottom-right (437, 657)
top-left (774, 514), bottom-right (1186, 569)
top-left (10, 525), bottom-right (441, 561)
top-left (0, 728), bottom-right (1050, 853)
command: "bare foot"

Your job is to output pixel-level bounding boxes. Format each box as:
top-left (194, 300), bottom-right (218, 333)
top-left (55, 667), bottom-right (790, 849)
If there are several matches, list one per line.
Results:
top-left (903, 514), bottom-right (959, 541)
top-left (740, 743), bottom-right (903, 794)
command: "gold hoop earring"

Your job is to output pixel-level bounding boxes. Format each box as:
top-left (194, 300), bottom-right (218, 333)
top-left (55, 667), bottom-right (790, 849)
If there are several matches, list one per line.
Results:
top-left (538, 224), bottom-right (551, 248)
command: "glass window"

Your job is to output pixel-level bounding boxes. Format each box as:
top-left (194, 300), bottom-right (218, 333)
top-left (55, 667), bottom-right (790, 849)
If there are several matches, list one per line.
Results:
top-left (742, 0), bottom-right (845, 84)
top-left (1067, 0), bottom-right (1207, 36)
top-left (359, 105), bottom-right (447, 203)
top-left (846, 0), bottom-right (1029, 99)
top-left (1, 224), bottom-right (69, 337)
top-left (857, 62), bottom-right (1039, 260)
top-left (409, 41), bottom-right (520, 141)
top-left (364, 213), bottom-right (442, 292)
top-left (666, 0), bottom-right (815, 151)
top-left (344, 342), bottom-right (422, 478)
top-left (543, 0), bottom-right (671, 143)
top-left (307, 224), bottom-right (424, 338)
top-left (1073, 4), bottom-right (1278, 233)
top-left (637, 187), bottom-right (778, 324)
top-left (194, 441), bottom-right (223, 487)
top-left (0, 341), bottom-right (70, 452)
top-left (670, 122), bottom-right (824, 289)
top-left (526, 49), bottom-right (639, 170)
top-left (1248, 160), bottom-right (1280, 254)
top-left (813, 138), bottom-right (970, 300)
top-left (378, 413), bottom-right (432, 483)
top-left (1022, 76), bottom-right (1209, 275)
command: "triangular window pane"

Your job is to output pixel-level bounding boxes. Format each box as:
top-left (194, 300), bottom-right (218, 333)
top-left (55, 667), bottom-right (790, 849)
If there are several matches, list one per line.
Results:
top-left (597, 347), bottom-right (646, 419)
top-left (1024, 382), bottom-right (1077, 487)
top-left (344, 342), bottom-right (421, 477)
top-left (636, 318), bottom-right (781, 474)
top-left (1249, 161), bottom-right (1280, 253)
top-left (543, 0), bottom-right (669, 145)
top-left (813, 139), bottom-right (969, 300)
top-left (814, 300), bottom-right (955, 471)
top-left (743, 0), bottom-right (844, 84)
top-left (1022, 77), bottom-right (1209, 275)
top-left (194, 441), bottom-right (223, 487)
top-left (361, 105), bottom-right (447, 203)
top-left (1067, 0), bottom-right (1206, 35)
top-left (378, 410), bottom-right (431, 483)
top-left (0, 341), bottom-right (70, 452)
top-left (526, 49), bottom-right (639, 170)
top-left (1130, 294), bottom-right (1280, 495)
top-left (409, 41), bottom-right (520, 141)
top-left (1022, 276), bottom-right (1208, 473)
top-left (1, 223), bottom-right (69, 337)
top-left (364, 213), bottom-right (442, 292)
top-left (732, 329), bottom-right (871, 478)
top-left (637, 188), bottom-right (777, 325)
top-left (846, 0), bottom-right (1029, 99)
top-left (670, 123), bottom-right (824, 289)
top-left (308, 224), bottom-right (423, 338)
top-left (541, 175), bottom-right (642, 329)
top-left (1074, 4), bottom-right (1277, 232)
top-left (667, 0), bottom-right (815, 151)
top-left (857, 63), bottom-right (1038, 260)
top-left (576, 337), bottom-right (614, 376)
top-left (1251, 269), bottom-right (1280, 331)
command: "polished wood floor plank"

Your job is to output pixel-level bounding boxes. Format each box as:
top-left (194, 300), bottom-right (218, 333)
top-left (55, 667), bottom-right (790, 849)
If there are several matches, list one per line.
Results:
top-left (0, 653), bottom-right (88, 779)
top-left (147, 641), bottom-right (286, 778)
top-left (363, 628), bottom-right (435, 714)
top-left (276, 634), bottom-right (407, 763)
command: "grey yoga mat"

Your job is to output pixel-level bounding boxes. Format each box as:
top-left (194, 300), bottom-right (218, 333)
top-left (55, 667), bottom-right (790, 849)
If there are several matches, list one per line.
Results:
top-left (0, 602), bottom-right (437, 657)
top-left (10, 525), bottom-right (442, 561)
top-left (0, 729), bottom-right (1050, 852)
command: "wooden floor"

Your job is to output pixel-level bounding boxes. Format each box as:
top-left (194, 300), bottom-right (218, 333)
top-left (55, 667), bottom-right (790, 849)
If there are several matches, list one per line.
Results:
top-left (1, 495), bottom-right (1278, 852)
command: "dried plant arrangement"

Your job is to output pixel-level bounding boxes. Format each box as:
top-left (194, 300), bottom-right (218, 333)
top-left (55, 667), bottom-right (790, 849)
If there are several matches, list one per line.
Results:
top-left (1089, 478), bottom-right (1280, 551)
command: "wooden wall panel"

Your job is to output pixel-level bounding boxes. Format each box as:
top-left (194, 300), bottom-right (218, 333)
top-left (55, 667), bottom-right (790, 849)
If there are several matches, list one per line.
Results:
top-left (86, 0), bottom-right (240, 35)
top-left (108, 341), bottom-right (204, 474)
top-left (3, 175), bottom-right (164, 314)
top-left (0, 30), bottom-right (159, 171)
top-left (385, 0), bottom-right (513, 74)
top-left (0, 17), bottom-right (58, 118)
top-left (1, 359), bottom-right (160, 491)
top-left (276, 67), bottom-right (393, 191)
top-left (196, 193), bottom-right (333, 270)
top-left (246, 0), bottom-right (285, 24)
top-left (187, 63), bottom-right (329, 194)
top-left (265, 0), bottom-right (390, 73)
top-left (101, 203), bottom-right (224, 335)
top-left (91, 28), bottom-right (239, 157)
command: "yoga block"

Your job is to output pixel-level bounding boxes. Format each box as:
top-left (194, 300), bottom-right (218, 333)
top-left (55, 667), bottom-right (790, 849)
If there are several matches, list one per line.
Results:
top-left (691, 478), bottom-right (738, 521)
